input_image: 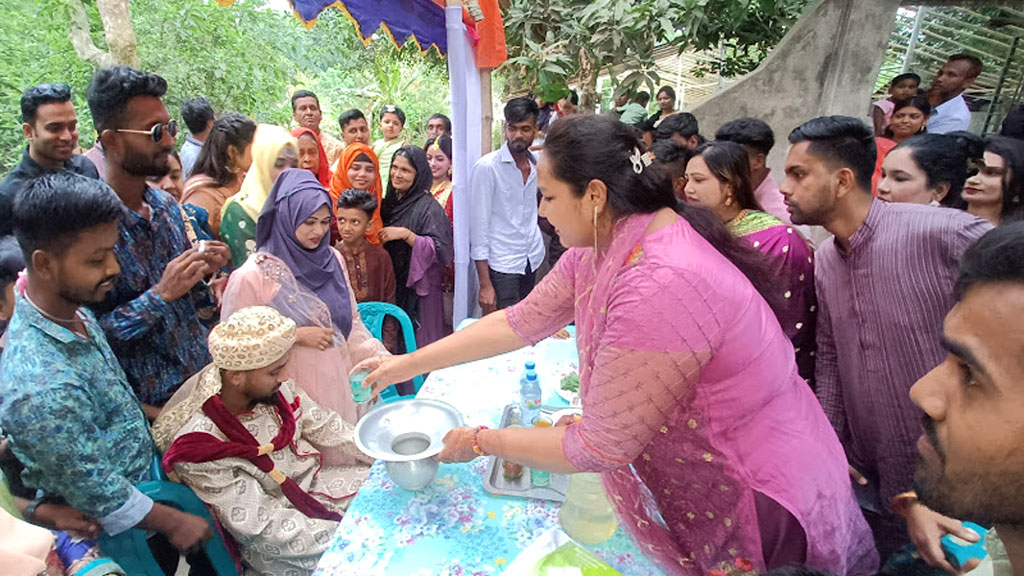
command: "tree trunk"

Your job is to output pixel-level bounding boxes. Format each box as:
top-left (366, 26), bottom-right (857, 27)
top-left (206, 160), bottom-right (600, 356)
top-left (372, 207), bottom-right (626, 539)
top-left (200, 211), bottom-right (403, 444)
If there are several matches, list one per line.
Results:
top-left (578, 48), bottom-right (599, 113)
top-left (67, 0), bottom-right (139, 68)
top-left (98, 0), bottom-right (139, 67)
top-left (68, 0), bottom-right (115, 67)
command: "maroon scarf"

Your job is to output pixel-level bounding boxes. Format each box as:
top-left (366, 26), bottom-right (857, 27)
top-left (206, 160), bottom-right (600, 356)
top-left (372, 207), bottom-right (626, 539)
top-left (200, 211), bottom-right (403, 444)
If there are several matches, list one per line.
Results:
top-left (162, 391), bottom-right (342, 522)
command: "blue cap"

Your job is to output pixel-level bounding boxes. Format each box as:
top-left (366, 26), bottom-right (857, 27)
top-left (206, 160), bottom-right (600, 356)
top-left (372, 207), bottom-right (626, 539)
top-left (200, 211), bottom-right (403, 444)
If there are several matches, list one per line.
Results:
top-left (526, 371), bottom-right (538, 381)
top-left (525, 361), bottom-right (536, 370)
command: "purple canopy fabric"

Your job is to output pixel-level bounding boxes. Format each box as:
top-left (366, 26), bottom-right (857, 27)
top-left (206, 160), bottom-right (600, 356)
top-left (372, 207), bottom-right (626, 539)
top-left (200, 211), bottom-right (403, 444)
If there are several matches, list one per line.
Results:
top-left (291, 0), bottom-right (448, 53)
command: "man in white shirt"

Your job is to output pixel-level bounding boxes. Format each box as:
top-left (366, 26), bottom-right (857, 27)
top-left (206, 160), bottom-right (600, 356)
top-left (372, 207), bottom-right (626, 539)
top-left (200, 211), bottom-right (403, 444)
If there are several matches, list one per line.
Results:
top-left (927, 54), bottom-right (983, 135)
top-left (470, 97), bottom-right (546, 313)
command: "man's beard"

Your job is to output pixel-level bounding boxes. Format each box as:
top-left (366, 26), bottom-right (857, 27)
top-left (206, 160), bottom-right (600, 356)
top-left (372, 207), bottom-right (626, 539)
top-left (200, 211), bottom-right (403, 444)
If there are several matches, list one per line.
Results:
top-left (254, 382), bottom-right (285, 406)
top-left (58, 275), bottom-right (118, 305)
top-left (507, 139), bottom-right (530, 154)
top-left (788, 182), bottom-right (834, 226)
top-left (915, 460), bottom-right (1024, 526)
top-left (916, 417), bottom-right (1024, 526)
top-left (123, 147), bottom-right (172, 178)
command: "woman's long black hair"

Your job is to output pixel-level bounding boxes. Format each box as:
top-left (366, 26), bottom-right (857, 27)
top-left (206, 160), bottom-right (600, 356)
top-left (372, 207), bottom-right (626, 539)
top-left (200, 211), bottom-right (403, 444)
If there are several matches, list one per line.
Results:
top-left (543, 114), bottom-right (781, 313)
top-left (191, 112), bottom-right (257, 186)
top-left (690, 140), bottom-right (763, 212)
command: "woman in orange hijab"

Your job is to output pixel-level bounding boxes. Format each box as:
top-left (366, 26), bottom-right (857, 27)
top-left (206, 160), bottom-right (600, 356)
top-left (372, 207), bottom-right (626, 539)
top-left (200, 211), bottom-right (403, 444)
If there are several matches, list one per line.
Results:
top-left (330, 143), bottom-right (384, 245)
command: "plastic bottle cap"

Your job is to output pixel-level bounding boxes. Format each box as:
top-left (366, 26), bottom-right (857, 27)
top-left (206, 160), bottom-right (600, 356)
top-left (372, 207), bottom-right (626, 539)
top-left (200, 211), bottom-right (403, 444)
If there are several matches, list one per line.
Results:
top-left (525, 361), bottom-right (536, 370)
top-left (526, 372), bottom-right (538, 381)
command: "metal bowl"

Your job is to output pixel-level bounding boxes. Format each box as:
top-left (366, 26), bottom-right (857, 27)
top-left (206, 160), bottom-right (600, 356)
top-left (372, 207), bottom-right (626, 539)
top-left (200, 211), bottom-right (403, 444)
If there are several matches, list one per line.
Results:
top-left (354, 398), bottom-right (464, 490)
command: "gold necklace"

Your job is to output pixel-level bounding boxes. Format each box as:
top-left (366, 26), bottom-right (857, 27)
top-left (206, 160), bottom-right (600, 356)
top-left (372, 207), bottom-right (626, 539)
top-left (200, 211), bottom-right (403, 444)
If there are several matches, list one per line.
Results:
top-left (726, 209), bottom-right (749, 227)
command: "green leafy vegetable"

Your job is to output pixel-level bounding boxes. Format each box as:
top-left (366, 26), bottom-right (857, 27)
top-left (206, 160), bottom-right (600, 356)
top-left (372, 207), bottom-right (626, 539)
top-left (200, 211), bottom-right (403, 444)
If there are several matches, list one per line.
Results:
top-left (560, 372), bottom-right (579, 393)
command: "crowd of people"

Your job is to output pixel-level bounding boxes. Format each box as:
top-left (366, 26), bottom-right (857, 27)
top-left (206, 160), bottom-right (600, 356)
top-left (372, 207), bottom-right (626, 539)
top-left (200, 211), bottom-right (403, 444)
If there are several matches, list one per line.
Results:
top-left (0, 47), bottom-right (1021, 576)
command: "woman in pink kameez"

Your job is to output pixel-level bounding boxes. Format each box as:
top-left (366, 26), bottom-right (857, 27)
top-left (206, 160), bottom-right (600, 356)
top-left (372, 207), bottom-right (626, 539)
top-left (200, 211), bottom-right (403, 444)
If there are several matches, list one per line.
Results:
top-left (357, 116), bottom-right (877, 576)
top-left (222, 169), bottom-right (388, 424)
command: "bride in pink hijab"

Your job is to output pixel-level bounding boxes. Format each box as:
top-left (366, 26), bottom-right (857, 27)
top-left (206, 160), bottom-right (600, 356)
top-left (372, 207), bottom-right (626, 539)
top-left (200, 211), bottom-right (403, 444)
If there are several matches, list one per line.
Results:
top-left (355, 116), bottom-right (877, 576)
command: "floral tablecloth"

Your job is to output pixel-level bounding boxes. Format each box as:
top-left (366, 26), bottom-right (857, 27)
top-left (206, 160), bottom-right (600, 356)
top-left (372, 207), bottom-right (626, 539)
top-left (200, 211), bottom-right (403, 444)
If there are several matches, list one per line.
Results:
top-left (314, 326), bottom-right (664, 575)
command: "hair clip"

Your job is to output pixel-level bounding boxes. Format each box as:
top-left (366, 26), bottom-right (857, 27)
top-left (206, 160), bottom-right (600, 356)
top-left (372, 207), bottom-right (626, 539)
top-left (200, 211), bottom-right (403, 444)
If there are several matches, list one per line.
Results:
top-left (630, 147), bottom-right (654, 174)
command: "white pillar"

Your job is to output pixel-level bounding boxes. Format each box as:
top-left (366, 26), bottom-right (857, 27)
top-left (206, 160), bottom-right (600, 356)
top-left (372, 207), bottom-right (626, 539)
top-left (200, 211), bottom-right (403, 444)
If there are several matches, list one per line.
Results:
top-left (446, 5), bottom-right (483, 327)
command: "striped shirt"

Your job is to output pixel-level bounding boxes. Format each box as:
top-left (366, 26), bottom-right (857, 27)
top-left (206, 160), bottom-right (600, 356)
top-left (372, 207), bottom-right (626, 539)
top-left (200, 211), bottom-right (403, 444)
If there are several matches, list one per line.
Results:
top-left (815, 199), bottom-right (991, 506)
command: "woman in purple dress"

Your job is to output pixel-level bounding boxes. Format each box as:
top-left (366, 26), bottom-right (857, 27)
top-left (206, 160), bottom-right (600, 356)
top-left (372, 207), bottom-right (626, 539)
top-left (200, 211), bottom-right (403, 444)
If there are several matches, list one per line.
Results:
top-left (684, 140), bottom-right (817, 385)
top-left (379, 146), bottom-right (453, 348)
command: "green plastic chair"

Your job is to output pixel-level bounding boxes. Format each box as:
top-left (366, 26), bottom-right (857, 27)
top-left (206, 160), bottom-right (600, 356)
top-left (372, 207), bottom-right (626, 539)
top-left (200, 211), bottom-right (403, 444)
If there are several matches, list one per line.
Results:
top-left (357, 301), bottom-right (424, 401)
top-left (97, 457), bottom-right (241, 576)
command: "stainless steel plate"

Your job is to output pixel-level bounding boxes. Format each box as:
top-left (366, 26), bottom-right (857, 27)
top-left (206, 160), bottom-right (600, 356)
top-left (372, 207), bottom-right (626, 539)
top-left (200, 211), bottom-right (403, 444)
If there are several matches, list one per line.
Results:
top-left (482, 404), bottom-right (569, 502)
top-left (354, 398), bottom-right (464, 462)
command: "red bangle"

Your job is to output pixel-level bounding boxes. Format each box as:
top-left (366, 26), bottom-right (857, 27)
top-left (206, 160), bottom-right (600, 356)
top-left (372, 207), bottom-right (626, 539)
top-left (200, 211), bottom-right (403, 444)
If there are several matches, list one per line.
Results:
top-left (471, 426), bottom-right (489, 457)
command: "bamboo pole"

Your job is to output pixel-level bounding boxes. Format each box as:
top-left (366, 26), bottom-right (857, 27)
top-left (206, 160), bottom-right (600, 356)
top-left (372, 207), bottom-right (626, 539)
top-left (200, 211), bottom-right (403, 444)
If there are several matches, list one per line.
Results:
top-left (481, 69), bottom-right (494, 154)
top-left (903, 7), bottom-right (926, 72)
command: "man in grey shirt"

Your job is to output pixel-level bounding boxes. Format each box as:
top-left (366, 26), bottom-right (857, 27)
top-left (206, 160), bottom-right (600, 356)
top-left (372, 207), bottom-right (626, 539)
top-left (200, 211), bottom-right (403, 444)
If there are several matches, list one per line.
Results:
top-left (179, 96), bottom-right (214, 178)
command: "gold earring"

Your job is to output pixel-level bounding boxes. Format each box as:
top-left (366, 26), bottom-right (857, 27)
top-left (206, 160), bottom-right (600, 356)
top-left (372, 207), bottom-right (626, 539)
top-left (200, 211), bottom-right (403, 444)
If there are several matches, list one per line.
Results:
top-left (593, 206), bottom-right (599, 254)
top-left (725, 195), bottom-right (733, 207)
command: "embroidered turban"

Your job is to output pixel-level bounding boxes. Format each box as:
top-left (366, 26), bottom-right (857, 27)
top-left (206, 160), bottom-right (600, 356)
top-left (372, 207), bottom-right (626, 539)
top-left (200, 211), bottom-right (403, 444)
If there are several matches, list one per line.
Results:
top-left (209, 306), bottom-right (296, 371)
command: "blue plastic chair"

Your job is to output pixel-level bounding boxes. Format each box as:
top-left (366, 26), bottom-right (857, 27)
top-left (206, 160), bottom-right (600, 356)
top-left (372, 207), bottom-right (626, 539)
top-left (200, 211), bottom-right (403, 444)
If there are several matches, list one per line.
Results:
top-left (357, 301), bottom-right (424, 401)
top-left (97, 458), bottom-right (240, 576)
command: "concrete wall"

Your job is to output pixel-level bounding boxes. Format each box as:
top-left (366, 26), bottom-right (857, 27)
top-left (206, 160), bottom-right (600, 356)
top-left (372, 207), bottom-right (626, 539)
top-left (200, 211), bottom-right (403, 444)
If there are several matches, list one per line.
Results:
top-left (692, 0), bottom-right (902, 176)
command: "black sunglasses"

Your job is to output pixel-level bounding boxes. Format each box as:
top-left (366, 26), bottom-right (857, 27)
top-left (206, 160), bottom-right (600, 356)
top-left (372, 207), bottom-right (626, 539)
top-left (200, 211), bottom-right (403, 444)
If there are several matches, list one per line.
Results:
top-left (115, 120), bottom-right (178, 143)
top-left (25, 83), bottom-right (72, 100)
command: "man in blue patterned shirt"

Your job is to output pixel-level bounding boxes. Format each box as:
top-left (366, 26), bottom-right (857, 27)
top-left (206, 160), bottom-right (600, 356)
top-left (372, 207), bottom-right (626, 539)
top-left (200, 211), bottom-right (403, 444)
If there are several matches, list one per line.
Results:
top-left (84, 66), bottom-right (231, 417)
top-left (0, 173), bottom-right (212, 558)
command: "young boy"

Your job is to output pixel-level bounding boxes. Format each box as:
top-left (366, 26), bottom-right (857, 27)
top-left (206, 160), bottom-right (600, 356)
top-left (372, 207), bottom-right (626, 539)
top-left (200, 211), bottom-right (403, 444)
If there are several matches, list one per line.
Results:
top-left (337, 189), bottom-right (399, 352)
top-left (872, 72), bottom-right (921, 136)
top-left (372, 105), bottom-right (406, 187)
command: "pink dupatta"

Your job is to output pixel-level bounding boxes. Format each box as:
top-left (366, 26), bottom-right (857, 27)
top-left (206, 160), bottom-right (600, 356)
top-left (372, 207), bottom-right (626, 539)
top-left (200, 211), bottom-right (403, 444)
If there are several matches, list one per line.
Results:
top-left (507, 211), bottom-right (877, 576)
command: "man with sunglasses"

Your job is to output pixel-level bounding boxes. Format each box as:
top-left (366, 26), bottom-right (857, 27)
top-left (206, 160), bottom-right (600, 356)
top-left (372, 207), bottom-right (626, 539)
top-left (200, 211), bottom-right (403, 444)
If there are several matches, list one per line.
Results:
top-left (0, 83), bottom-right (100, 237)
top-left (84, 66), bottom-right (231, 423)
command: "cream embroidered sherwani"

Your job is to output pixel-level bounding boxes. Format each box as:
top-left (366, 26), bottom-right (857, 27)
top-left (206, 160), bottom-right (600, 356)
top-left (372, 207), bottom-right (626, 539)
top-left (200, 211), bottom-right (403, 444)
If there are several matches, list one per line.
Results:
top-left (157, 369), bottom-right (371, 576)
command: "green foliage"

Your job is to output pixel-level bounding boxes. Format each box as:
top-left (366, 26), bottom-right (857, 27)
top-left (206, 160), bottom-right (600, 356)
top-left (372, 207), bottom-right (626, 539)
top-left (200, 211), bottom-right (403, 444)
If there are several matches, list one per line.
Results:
top-left (500, 0), bottom-right (811, 104)
top-left (0, 0), bottom-right (95, 171)
top-left (307, 30), bottom-right (449, 147)
top-left (681, 0), bottom-right (811, 78)
top-left (0, 0), bottom-right (450, 172)
top-left (502, 0), bottom-right (673, 103)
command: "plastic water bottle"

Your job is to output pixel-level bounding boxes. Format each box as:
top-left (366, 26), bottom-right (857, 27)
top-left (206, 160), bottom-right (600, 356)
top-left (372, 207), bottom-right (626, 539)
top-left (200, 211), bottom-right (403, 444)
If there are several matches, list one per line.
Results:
top-left (520, 362), bottom-right (542, 424)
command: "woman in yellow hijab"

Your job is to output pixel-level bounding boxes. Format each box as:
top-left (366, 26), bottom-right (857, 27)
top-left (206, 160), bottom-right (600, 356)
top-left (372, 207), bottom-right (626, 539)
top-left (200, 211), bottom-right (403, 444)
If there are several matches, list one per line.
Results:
top-left (220, 124), bottom-right (298, 268)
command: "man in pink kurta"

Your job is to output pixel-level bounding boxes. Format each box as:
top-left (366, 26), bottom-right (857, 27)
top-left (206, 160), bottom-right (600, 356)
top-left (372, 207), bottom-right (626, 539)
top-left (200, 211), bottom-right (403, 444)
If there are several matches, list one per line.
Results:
top-left (715, 118), bottom-right (794, 225)
top-left (506, 210), bottom-right (877, 576)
